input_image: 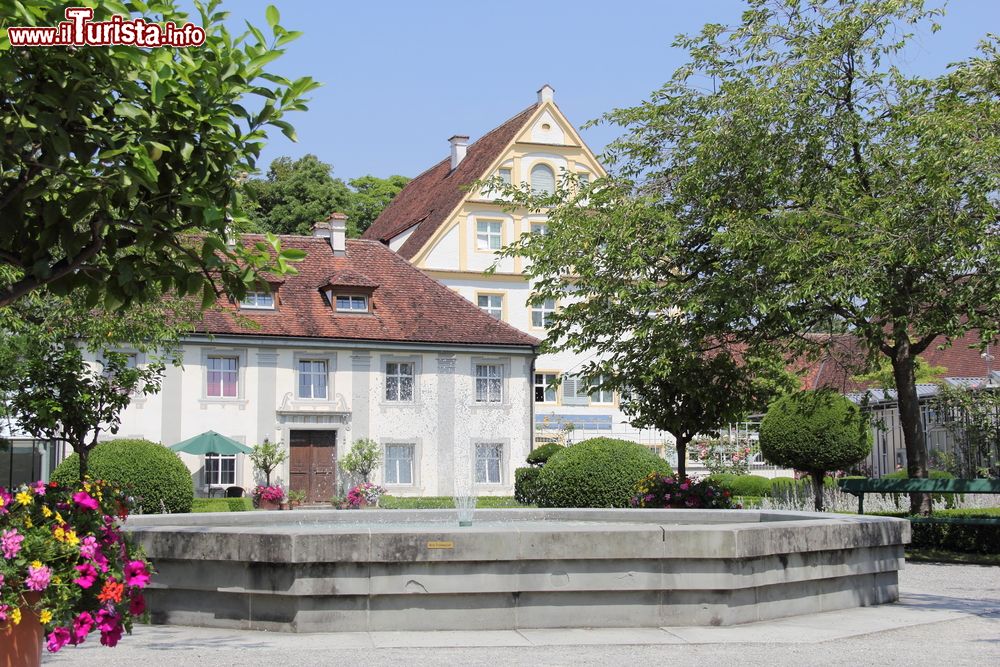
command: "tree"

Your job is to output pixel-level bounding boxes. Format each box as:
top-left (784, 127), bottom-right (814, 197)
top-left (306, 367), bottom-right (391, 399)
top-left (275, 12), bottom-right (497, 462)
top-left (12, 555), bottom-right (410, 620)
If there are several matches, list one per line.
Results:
top-left (931, 383), bottom-right (1000, 477)
top-left (345, 175), bottom-right (410, 236)
top-left (341, 438), bottom-right (381, 483)
top-left (249, 438), bottom-right (288, 487)
top-left (759, 390), bottom-right (872, 511)
top-left (0, 0), bottom-right (315, 310)
top-left (242, 154), bottom-right (352, 235)
top-left (499, 0), bottom-right (1000, 515)
top-left (852, 355), bottom-right (947, 392)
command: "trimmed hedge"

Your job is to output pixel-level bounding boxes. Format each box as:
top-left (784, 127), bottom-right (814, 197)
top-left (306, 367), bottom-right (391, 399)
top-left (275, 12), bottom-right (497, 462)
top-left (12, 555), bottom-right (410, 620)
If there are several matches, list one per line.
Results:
top-left (536, 437), bottom-right (672, 508)
top-left (876, 508), bottom-right (1000, 554)
top-left (770, 476), bottom-right (837, 498)
top-left (526, 443), bottom-right (564, 467)
top-left (192, 497), bottom-right (253, 512)
top-left (514, 467), bottom-right (543, 505)
top-left (52, 439), bottom-right (193, 514)
top-left (707, 473), bottom-right (773, 498)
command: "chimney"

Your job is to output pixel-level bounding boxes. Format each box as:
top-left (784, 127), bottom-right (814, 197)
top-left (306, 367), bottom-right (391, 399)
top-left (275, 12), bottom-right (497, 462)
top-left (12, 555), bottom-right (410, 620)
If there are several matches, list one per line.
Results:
top-left (537, 83), bottom-right (555, 104)
top-left (328, 212), bottom-right (347, 257)
top-left (449, 135), bottom-right (469, 170)
top-left (312, 221), bottom-right (332, 241)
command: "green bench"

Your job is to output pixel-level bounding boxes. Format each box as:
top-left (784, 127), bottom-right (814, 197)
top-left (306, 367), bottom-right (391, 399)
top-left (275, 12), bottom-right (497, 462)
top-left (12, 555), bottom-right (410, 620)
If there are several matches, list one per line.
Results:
top-left (837, 478), bottom-right (1000, 520)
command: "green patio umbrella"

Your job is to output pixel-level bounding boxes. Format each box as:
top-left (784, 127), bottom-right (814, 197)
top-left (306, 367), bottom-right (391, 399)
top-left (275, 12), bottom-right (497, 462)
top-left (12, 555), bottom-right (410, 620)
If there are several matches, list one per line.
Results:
top-left (168, 430), bottom-right (253, 456)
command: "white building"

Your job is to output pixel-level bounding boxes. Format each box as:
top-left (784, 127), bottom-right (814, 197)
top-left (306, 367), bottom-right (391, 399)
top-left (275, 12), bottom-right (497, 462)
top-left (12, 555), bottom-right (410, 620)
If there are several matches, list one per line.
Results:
top-left (112, 217), bottom-right (538, 500)
top-left (364, 86), bottom-right (675, 459)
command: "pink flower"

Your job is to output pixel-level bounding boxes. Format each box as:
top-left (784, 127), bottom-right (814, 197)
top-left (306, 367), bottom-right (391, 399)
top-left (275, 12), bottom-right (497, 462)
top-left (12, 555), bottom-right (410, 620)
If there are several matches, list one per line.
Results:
top-left (79, 535), bottom-right (100, 560)
top-left (679, 483), bottom-right (689, 491)
top-left (129, 592), bottom-right (146, 616)
top-left (25, 563), bottom-right (52, 591)
top-left (46, 626), bottom-right (71, 653)
top-left (100, 624), bottom-right (123, 647)
top-left (71, 611), bottom-right (95, 644)
top-left (0, 604), bottom-right (8, 622)
top-left (1, 528), bottom-right (24, 558)
top-left (73, 491), bottom-right (100, 511)
top-left (95, 609), bottom-right (119, 633)
top-left (74, 563), bottom-right (99, 589)
top-left (123, 560), bottom-right (150, 588)
top-left (91, 548), bottom-right (110, 573)
top-left (33, 481), bottom-right (47, 496)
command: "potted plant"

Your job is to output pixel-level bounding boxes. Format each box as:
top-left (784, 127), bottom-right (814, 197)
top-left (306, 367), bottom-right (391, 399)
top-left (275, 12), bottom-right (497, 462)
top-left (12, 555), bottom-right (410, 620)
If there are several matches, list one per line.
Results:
top-left (287, 490), bottom-right (306, 508)
top-left (0, 479), bottom-right (153, 664)
top-left (251, 485), bottom-right (284, 511)
top-left (346, 482), bottom-right (386, 509)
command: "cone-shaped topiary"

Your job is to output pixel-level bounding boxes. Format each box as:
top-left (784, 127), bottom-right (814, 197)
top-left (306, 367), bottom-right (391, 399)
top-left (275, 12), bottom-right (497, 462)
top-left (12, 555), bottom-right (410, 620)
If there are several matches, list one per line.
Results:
top-left (536, 437), bottom-right (672, 508)
top-left (759, 390), bottom-right (872, 511)
top-left (51, 438), bottom-right (194, 513)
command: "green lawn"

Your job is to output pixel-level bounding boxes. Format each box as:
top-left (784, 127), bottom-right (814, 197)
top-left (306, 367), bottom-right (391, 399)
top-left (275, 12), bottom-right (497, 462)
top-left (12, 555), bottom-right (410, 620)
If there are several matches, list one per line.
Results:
top-left (191, 497), bottom-right (253, 512)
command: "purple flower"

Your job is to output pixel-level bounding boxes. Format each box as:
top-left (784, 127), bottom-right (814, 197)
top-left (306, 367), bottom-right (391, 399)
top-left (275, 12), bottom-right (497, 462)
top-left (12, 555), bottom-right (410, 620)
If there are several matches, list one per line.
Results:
top-left (1, 528), bottom-right (24, 558)
top-left (74, 563), bottom-right (99, 589)
top-left (123, 560), bottom-right (150, 588)
top-left (73, 491), bottom-right (100, 511)
top-left (129, 593), bottom-right (146, 616)
top-left (71, 611), bottom-right (95, 645)
top-left (46, 626), bottom-right (71, 653)
top-left (25, 563), bottom-right (52, 591)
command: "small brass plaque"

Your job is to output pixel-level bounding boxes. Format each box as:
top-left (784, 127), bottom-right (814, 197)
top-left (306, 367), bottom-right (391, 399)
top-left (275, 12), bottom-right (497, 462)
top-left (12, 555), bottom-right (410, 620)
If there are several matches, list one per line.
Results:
top-left (426, 541), bottom-right (454, 549)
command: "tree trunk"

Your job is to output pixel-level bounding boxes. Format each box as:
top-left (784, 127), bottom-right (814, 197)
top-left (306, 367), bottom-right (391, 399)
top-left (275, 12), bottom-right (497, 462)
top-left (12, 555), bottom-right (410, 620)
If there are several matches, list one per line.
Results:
top-left (891, 340), bottom-right (932, 515)
top-left (675, 435), bottom-right (689, 478)
top-left (77, 446), bottom-right (89, 480)
top-left (811, 471), bottom-right (825, 512)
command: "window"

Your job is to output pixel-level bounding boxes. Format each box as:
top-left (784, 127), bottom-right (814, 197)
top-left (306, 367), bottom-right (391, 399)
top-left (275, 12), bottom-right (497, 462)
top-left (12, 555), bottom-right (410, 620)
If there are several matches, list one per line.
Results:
top-left (534, 373), bottom-right (557, 403)
top-left (498, 168), bottom-right (512, 185)
top-left (384, 444), bottom-right (414, 485)
top-left (476, 220), bottom-right (502, 250)
top-left (589, 374), bottom-right (614, 404)
top-left (475, 443), bottom-right (503, 484)
top-left (475, 364), bottom-right (503, 403)
top-left (531, 164), bottom-right (555, 195)
top-left (477, 294), bottom-right (503, 320)
top-left (385, 362), bottom-right (414, 402)
top-left (205, 454), bottom-right (236, 486)
top-left (336, 295), bottom-right (368, 312)
top-left (578, 172), bottom-right (590, 189)
top-left (298, 360), bottom-right (328, 399)
top-left (530, 223), bottom-right (548, 235)
top-left (531, 298), bottom-right (556, 328)
top-left (561, 374), bottom-right (589, 406)
top-left (207, 356), bottom-right (238, 398)
top-left (241, 291), bottom-right (274, 309)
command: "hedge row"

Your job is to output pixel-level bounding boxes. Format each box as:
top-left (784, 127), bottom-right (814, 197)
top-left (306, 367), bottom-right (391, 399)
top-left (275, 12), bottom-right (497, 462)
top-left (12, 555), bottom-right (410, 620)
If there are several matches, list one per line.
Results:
top-left (876, 508), bottom-right (1000, 554)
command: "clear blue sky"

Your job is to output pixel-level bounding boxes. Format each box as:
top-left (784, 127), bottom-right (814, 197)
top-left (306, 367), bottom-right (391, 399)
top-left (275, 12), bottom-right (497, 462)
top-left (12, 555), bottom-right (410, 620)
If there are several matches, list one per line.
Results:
top-left (212, 0), bottom-right (999, 182)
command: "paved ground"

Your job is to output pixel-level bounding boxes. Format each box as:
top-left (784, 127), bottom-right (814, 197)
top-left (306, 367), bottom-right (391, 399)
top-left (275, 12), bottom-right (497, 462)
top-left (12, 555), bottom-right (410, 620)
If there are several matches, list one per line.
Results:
top-left (44, 562), bottom-right (999, 666)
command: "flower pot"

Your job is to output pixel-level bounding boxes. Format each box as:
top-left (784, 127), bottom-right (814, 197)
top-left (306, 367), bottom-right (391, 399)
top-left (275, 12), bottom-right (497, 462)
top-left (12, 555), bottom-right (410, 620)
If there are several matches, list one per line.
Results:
top-left (1, 594), bottom-right (43, 667)
top-left (258, 499), bottom-right (280, 511)
top-left (279, 502), bottom-right (290, 510)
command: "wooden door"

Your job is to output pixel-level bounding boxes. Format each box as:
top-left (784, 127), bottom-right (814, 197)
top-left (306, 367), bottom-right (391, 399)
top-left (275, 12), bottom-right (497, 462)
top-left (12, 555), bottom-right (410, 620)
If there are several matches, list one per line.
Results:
top-left (289, 430), bottom-right (337, 503)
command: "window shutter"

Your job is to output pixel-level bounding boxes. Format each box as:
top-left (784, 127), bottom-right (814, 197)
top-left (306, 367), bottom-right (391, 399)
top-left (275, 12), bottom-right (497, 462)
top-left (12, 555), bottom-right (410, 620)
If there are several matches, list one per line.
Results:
top-left (531, 164), bottom-right (555, 195)
top-left (562, 375), bottom-right (589, 406)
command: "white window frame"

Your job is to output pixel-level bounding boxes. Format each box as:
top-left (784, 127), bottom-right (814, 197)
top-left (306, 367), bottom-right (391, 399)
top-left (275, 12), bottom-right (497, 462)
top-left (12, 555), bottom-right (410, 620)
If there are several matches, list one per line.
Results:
top-left (475, 363), bottom-right (504, 403)
top-left (475, 442), bottom-right (503, 485)
top-left (336, 295), bottom-right (369, 313)
top-left (578, 172), bottom-right (590, 189)
top-left (530, 298), bottom-right (556, 328)
top-left (477, 293), bottom-right (503, 320)
top-left (297, 359), bottom-right (328, 400)
top-left (385, 361), bottom-right (415, 402)
top-left (240, 291), bottom-right (275, 310)
top-left (561, 374), bottom-right (590, 406)
top-left (204, 453), bottom-right (236, 487)
top-left (206, 355), bottom-right (239, 398)
top-left (529, 222), bottom-right (548, 235)
top-left (476, 220), bottom-right (502, 251)
top-left (534, 372), bottom-right (557, 404)
top-left (589, 374), bottom-right (614, 404)
top-left (498, 168), bottom-right (512, 185)
top-left (384, 443), bottom-right (415, 486)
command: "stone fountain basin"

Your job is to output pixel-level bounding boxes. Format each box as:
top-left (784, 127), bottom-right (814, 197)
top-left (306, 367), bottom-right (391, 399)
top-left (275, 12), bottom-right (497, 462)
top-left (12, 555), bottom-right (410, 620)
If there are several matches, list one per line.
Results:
top-left (125, 508), bottom-right (910, 632)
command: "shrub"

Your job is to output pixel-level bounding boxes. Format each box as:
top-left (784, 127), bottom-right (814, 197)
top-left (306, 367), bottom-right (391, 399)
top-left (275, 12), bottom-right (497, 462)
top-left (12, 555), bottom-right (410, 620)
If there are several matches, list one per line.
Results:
top-left (526, 442), bottom-right (564, 467)
top-left (515, 467), bottom-right (542, 504)
top-left (536, 437), bottom-right (672, 508)
top-left (632, 473), bottom-right (737, 509)
top-left (52, 438), bottom-right (193, 513)
top-left (760, 390), bottom-right (872, 511)
top-left (881, 469), bottom-right (959, 508)
top-left (707, 473), bottom-right (773, 498)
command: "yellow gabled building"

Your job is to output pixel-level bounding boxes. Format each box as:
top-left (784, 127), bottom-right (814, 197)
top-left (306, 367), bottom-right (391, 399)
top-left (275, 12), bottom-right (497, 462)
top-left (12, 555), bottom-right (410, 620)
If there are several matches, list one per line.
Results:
top-left (365, 85), bottom-right (670, 458)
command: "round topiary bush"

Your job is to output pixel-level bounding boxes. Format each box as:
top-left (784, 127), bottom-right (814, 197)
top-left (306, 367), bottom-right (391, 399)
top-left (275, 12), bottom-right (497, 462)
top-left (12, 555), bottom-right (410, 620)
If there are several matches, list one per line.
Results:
top-left (525, 442), bottom-right (564, 467)
top-left (759, 390), bottom-right (872, 510)
top-left (514, 467), bottom-right (542, 505)
top-left (51, 439), bottom-right (194, 514)
top-left (536, 437), bottom-right (672, 508)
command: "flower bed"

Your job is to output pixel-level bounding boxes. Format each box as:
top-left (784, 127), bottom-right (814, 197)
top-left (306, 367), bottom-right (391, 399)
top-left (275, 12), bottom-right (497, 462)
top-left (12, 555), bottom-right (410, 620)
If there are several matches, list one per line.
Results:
top-left (0, 480), bottom-right (151, 653)
top-left (631, 472), bottom-right (738, 509)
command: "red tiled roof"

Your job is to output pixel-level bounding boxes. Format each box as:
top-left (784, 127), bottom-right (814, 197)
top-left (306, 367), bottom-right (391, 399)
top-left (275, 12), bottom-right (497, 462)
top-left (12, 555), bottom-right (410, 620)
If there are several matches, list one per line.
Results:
top-left (196, 236), bottom-right (538, 348)
top-left (362, 104), bottom-right (538, 259)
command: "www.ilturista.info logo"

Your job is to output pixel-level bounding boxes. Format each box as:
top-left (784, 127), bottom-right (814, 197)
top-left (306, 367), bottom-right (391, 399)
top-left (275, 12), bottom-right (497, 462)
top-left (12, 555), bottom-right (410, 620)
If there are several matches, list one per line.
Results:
top-left (7, 7), bottom-right (205, 48)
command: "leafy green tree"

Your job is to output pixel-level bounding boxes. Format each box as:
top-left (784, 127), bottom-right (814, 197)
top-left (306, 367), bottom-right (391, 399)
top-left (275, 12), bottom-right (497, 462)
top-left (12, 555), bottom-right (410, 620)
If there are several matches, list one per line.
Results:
top-left (249, 438), bottom-right (288, 487)
top-left (852, 356), bottom-right (947, 392)
top-left (0, 0), bottom-right (314, 310)
top-left (342, 437), bottom-right (382, 483)
top-left (346, 174), bottom-right (410, 236)
top-left (931, 383), bottom-right (1000, 478)
top-left (497, 0), bottom-right (999, 515)
top-left (242, 154), bottom-right (352, 235)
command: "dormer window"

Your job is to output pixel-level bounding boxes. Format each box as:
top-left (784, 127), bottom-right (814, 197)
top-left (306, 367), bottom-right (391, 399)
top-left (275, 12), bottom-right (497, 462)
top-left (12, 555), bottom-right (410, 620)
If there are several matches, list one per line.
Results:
top-left (241, 291), bottom-right (275, 309)
top-left (336, 295), bottom-right (369, 313)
